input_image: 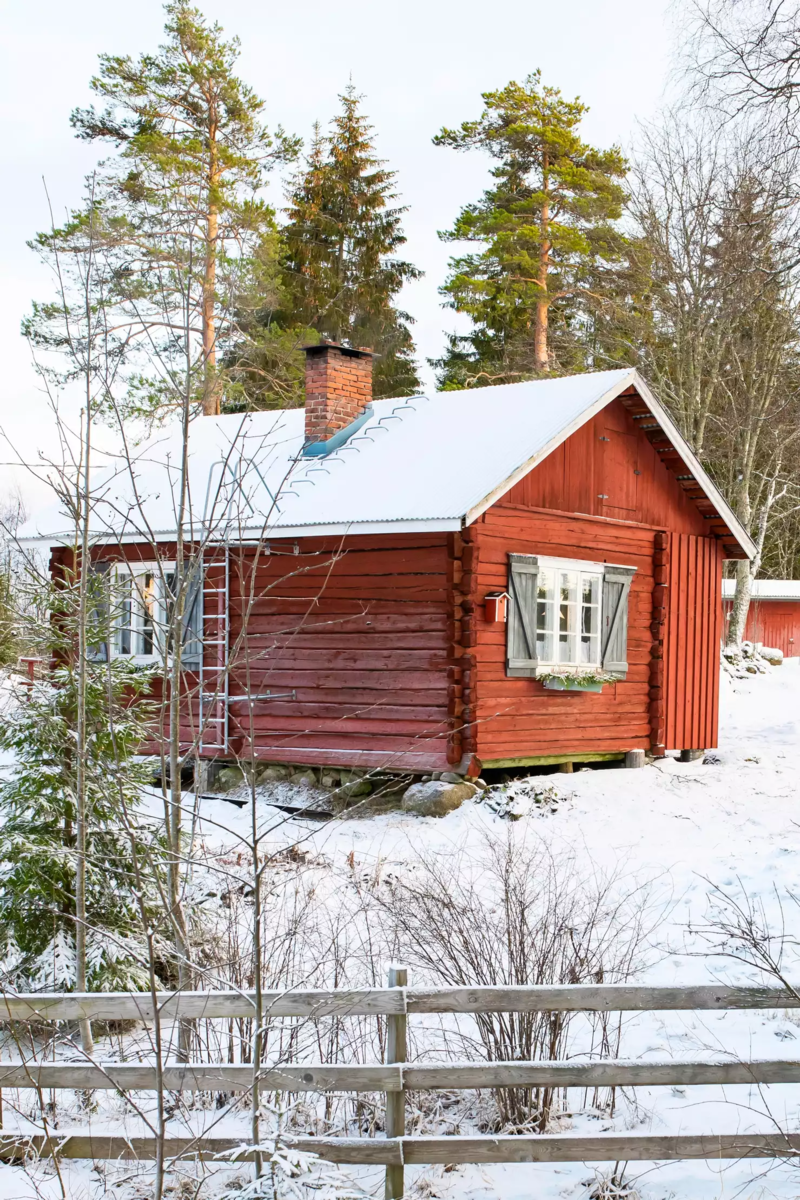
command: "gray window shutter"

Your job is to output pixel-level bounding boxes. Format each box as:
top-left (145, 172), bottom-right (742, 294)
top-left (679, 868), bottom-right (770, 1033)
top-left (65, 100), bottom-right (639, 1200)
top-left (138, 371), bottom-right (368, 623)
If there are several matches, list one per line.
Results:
top-left (507, 554), bottom-right (539, 677)
top-left (601, 564), bottom-right (636, 677)
top-left (181, 564), bottom-right (204, 671)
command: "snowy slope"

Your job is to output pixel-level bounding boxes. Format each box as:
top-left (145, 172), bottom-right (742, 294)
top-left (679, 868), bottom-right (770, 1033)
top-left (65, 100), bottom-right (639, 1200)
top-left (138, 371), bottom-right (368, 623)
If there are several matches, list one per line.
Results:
top-left (4, 660), bottom-right (800, 1200)
top-left (191, 659), bottom-right (800, 1200)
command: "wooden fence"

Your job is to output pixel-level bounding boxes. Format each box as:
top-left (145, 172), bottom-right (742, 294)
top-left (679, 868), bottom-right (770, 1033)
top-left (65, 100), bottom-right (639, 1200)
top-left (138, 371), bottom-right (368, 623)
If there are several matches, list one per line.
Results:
top-left (2, 978), bottom-right (800, 1194)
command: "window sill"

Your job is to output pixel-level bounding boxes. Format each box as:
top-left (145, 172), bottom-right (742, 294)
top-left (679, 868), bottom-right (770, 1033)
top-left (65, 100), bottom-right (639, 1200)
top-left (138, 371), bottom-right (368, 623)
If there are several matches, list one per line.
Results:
top-left (112, 655), bottom-right (162, 667)
top-left (111, 655), bottom-right (201, 674)
top-left (542, 677), bottom-right (604, 693)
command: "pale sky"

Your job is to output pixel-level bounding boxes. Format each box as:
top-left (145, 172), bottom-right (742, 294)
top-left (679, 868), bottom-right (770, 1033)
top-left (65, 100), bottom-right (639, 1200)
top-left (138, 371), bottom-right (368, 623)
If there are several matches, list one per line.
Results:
top-left (0, 0), bottom-right (675, 511)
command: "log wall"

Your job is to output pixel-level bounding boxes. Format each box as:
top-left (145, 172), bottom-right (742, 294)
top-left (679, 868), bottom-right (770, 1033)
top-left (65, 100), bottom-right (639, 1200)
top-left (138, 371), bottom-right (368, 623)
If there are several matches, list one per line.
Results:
top-left (228, 534), bottom-right (453, 771)
top-left (464, 507), bottom-right (657, 766)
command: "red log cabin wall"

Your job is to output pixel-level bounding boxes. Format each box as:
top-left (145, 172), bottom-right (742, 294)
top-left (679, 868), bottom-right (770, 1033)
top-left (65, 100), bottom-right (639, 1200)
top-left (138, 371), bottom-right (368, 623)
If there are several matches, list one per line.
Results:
top-left (461, 397), bottom-right (726, 765)
top-left (49, 543), bottom-right (187, 755)
top-left (54, 538), bottom-right (454, 770)
top-left (724, 599), bottom-right (800, 657)
top-left (465, 510), bottom-right (657, 764)
top-left (229, 534), bottom-right (453, 771)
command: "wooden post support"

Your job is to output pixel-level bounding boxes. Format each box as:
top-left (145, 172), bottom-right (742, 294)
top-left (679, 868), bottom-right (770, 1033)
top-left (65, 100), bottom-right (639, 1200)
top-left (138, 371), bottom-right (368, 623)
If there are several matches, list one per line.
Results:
top-left (385, 966), bottom-right (407, 1199)
top-left (625, 750), bottom-right (646, 769)
top-left (679, 749), bottom-right (704, 763)
top-left (558, 761), bottom-right (573, 774)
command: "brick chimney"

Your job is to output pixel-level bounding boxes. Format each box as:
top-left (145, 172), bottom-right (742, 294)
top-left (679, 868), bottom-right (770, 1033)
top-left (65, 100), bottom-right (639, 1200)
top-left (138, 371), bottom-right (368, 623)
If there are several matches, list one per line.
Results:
top-left (303, 342), bottom-right (373, 444)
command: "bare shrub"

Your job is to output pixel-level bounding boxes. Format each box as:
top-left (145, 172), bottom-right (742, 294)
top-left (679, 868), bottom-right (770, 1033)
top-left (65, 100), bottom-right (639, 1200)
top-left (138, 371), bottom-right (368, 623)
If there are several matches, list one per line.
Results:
top-left (382, 827), bottom-right (657, 1130)
top-left (691, 877), bottom-right (800, 1000)
top-left (586, 1164), bottom-right (640, 1200)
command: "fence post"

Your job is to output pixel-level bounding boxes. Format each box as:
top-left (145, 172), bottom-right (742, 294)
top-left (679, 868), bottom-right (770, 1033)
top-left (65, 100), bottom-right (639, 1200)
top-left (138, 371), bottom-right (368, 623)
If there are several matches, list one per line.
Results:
top-left (385, 965), bottom-right (407, 1200)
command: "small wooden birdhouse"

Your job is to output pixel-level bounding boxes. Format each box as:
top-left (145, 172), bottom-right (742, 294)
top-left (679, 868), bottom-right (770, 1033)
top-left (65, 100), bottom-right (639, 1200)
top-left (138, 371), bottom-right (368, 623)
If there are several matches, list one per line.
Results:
top-left (484, 592), bottom-right (509, 624)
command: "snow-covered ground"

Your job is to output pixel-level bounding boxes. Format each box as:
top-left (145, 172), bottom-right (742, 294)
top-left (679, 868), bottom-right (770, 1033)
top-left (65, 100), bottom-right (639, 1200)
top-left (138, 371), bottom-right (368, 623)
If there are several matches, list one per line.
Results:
top-left (4, 659), bottom-right (800, 1199)
top-left (199, 658), bottom-right (800, 1200)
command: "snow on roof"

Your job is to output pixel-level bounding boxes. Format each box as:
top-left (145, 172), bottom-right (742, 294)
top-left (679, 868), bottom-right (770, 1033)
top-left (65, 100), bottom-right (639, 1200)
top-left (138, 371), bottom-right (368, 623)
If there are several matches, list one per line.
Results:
top-left (722, 579), bottom-right (800, 601)
top-left (20, 368), bottom-right (755, 558)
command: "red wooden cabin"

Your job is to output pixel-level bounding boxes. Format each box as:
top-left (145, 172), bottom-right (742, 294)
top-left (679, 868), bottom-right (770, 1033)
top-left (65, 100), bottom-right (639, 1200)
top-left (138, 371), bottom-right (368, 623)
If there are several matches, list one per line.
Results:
top-left (35, 344), bottom-right (754, 774)
top-left (723, 581), bottom-right (800, 657)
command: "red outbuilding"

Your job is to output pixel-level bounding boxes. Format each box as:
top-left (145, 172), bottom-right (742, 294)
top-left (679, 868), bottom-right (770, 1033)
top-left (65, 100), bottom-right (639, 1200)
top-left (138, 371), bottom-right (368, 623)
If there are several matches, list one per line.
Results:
top-left (31, 344), bottom-right (754, 774)
top-left (723, 580), bottom-right (800, 657)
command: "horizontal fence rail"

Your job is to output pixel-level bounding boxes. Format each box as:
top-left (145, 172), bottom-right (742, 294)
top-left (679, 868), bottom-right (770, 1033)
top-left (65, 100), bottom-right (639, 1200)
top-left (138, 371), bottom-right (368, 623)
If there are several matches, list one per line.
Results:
top-left (1, 983), bottom-right (800, 1021)
top-left (2, 978), bottom-right (800, 1186)
top-left (2, 1133), bottom-right (800, 1166)
top-left (3, 1058), bottom-right (800, 1092)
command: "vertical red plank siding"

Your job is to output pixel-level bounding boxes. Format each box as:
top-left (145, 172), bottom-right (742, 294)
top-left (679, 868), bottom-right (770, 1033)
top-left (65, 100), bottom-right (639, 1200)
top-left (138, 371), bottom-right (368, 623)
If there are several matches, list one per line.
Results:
top-left (664, 533), bottom-right (724, 751)
top-left (725, 598), bottom-right (800, 656)
top-left (508, 398), bottom-right (710, 537)
top-left (709, 543), bottom-right (723, 747)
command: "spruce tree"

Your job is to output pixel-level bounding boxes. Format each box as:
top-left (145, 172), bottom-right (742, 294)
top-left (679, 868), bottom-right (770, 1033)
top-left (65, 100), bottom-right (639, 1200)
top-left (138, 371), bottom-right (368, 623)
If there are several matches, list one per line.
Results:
top-left (282, 86), bottom-right (422, 399)
top-left (432, 71), bottom-right (628, 387)
top-left (0, 577), bottom-right (165, 990)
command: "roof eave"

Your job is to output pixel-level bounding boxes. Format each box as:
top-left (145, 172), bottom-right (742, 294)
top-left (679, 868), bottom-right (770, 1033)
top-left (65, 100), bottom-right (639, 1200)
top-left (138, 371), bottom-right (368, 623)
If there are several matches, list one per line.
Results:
top-left (24, 517), bottom-right (464, 549)
top-left (631, 373), bottom-right (756, 560)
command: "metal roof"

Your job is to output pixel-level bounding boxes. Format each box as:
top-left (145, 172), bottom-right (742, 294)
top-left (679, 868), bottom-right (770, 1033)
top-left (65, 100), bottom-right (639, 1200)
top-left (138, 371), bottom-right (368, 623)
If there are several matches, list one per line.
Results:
top-left (722, 579), bottom-right (800, 601)
top-left (20, 368), bottom-right (755, 559)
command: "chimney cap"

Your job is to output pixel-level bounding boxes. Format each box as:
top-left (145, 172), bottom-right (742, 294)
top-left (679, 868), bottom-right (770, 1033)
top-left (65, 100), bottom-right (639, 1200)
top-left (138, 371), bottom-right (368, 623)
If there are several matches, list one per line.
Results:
top-left (301, 340), bottom-right (374, 359)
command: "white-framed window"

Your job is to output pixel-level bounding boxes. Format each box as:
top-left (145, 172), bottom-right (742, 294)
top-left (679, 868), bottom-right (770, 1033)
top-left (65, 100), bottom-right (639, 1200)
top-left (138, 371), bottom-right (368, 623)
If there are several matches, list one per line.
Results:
top-left (534, 558), bottom-right (602, 668)
top-left (506, 553), bottom-right (636, 679)
top-left (110, 563), bottom-right (176, 663)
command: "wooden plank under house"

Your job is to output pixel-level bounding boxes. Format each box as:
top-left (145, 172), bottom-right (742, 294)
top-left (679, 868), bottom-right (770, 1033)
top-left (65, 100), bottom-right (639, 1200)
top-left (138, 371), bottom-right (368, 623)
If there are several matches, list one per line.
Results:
top-left (37, 343), bottom-right (755, 775)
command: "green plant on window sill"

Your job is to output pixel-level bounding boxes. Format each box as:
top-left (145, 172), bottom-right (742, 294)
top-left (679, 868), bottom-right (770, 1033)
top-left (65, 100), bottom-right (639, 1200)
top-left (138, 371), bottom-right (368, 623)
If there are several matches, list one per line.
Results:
top-left (537, 669), bottom-right (620, 691)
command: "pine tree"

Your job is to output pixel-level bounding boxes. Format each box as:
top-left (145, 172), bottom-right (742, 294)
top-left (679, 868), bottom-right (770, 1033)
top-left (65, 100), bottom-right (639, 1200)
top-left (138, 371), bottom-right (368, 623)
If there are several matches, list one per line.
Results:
top-left (432, 71), bottom-right (628, 387)
top-left (282, 87), bottom-right (422, 399)
top-left (67, 2), bottom-right (299, 416)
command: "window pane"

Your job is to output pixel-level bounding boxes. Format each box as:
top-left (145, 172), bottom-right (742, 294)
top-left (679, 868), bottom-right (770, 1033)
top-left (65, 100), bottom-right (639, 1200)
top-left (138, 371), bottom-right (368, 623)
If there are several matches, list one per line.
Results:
top-left (536, 569), bottom-right (554, 661)
top-left (524, 561), bottom-right (605, 669)
top-left (165, 571), bottom-right (176, 653)
top-left (119, 579), bottom-right (131, 656)
top-left (137, 572), bottom-right (156, 656)
top-left (558, 571), bottom-right (578, 663)
top-left (579, 573), bottom-right (601, 665)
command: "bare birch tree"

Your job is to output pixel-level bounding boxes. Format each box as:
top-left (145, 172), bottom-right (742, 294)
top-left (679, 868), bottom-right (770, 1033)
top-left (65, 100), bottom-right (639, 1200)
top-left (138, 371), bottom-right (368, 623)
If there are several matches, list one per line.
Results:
top-left (628, 114), bottom-right (800, 641)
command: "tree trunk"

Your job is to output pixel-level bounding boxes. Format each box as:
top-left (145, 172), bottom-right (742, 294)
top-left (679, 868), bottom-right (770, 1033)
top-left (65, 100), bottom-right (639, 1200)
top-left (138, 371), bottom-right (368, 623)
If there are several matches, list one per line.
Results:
top-left (726, 557), bottom-right (754, 647)
top-left (202, 119), bottom-right (221, 417)
top-left (75, 201), bottom-right (96, 1057)
top-left (169, 448), bottom-right (191, 1062)
top-left (534, 154), bottom-right (550, 374)
top-left (727, 474), bottom-right (781, 648)
top-left (202, 200), bottom-right (219, 416)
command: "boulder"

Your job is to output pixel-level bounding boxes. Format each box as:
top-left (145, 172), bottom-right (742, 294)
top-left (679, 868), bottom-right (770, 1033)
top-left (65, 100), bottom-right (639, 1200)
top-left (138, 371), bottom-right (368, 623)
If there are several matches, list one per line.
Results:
top-left (762, 646), bottom-right (784, 666)
top-left (290, 769), bottom-right (318, 788)
top-left (216, 765), bottom-right (244, 792)
top-left (257, 765), bottom-right (291, 784)
top-left (402, 780), bottom-right (477, 818)
top-left (337, 778), bottom-right (373, 799)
